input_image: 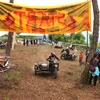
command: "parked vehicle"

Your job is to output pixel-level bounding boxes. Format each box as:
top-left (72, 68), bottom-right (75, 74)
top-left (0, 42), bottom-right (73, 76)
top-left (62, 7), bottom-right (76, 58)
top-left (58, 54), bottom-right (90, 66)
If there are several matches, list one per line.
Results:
top-left (34, 59), bottom-right (59, 79)
top-left (54, 42), bottom-right (62, 48)
top-left (0, 56), bottom-right (10, 72)
top-left (0, 40), bottom-right (6, 49)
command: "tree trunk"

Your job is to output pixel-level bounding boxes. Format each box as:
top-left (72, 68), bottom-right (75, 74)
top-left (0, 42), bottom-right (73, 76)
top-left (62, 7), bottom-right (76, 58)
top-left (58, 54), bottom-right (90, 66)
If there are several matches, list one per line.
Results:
top-left (81, 0), bottom-right (99, 84)
top-left (88, 0), bottom-right (99, 61)
top-left (6, 0), bottom-right (14, 56)
top-left (6, 32), bottom-right (13, 56)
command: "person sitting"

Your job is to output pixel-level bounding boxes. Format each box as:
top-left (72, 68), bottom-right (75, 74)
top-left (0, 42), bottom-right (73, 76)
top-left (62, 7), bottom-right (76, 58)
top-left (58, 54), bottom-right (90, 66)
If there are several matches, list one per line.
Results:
top-left (66, 47), bottom-right (70, 57)
top-left (61, 48), bottom-right (65, 53)
top-left (47, 52), bottom-right (60, 61)
top-left (60, 48), bottom-right (66, 59)
top-left (47, 52), bottom-right (60, 69)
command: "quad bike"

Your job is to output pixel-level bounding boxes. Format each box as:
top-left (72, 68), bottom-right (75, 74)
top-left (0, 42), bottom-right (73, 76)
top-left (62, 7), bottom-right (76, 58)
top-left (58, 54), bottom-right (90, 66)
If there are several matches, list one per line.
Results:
top-left (34, 58), bottom-right (59, 79)
top-left (60, 53), bottom-right (77, 60)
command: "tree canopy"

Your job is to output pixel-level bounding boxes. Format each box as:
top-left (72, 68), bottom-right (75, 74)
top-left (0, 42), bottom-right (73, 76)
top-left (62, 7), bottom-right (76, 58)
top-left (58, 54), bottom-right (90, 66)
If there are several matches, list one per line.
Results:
top-left (48, 32), bottom-right (85, 44)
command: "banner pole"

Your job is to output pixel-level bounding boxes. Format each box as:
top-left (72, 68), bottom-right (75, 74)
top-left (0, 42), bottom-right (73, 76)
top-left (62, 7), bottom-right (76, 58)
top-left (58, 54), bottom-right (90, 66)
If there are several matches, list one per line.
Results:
top-left (87, 0), bottom-right (89, 48)
top-left (86, 0), bottom-right (89, 64)
top-left (87, 31), bottom-right (88, 48)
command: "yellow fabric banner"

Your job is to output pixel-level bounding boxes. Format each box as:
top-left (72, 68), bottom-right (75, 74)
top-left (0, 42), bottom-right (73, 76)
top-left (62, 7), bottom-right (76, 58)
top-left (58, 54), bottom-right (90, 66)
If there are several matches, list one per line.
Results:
top-left (0, 1), bottom-right (91, 34)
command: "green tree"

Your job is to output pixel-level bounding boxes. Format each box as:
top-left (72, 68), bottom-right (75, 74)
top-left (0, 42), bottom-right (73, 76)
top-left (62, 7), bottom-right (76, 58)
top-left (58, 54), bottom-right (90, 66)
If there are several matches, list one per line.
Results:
top-left (48, 35), bottom-right (53, 40)
top-left (48, 33), bottom-right (85, 44)
top-left (64, 35), bottom-right (70, 42)
top-left (53, 34), bottom-right (63, 41)
top-left (68, 32), bottom-right (85, 44)
top-left (48, 34), bottom-right (64, 41)
top-left (81, 0), bottom-right (99, 84)
top-left (89, 34), bottom-right (93, 45)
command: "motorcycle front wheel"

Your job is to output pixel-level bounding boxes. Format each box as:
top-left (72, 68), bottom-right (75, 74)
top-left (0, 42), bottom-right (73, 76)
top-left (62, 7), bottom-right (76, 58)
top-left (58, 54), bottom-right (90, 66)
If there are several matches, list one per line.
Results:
top-left (53, 68), bottom-right (57, 79)
top-left (60, 54), bottom-right (65, 59)
top-left (35, 70), bottom-right (38, 75)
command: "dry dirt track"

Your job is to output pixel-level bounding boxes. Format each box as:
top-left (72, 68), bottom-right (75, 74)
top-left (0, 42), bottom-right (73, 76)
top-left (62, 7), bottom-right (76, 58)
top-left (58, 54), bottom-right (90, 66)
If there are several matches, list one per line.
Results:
top-left (0, 44), bottom-right (100, 100)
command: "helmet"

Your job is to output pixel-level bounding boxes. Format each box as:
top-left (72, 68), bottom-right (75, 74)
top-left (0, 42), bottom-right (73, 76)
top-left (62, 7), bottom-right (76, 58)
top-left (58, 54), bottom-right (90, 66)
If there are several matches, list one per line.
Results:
top-left (66, 47), bottom-right (69, 49)
top-left (51, 52), bottom-right (55, 57)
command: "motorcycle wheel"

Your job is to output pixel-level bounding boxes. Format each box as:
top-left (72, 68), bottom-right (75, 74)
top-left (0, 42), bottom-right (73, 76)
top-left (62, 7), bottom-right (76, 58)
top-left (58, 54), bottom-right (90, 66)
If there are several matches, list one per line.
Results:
top-left (60, 54), bottom-right (65, 59)
top-left (72, 56), bottom-right (76, 60)
top-left (53, 68), bottom-right (57, 79)
top-left (60, 55), bottom-right (63, 59)
top-left (34, 67), bottom-right (38, 75)
top-left (35, 70), bottom-right (37, 75)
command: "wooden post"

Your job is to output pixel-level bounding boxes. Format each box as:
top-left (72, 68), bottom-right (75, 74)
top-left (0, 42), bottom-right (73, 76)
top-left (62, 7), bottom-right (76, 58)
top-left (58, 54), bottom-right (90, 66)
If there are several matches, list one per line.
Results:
top-left (11, 32), bottom-right (16, 50)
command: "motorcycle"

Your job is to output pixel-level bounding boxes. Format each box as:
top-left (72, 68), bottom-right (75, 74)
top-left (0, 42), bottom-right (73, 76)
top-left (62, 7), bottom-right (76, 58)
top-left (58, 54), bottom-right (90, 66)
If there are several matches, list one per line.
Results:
top-left (60, 53), bottom-right (77, 60)
top-left (34, 58), bottom-right (59, 79)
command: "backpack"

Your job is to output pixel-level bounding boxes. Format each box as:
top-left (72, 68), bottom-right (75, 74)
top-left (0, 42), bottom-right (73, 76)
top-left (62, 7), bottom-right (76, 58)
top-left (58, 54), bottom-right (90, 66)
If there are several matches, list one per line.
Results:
top-left (89, 65), bottom-right (95, 72)
top-left (89, 59), bottom-right (97, 72)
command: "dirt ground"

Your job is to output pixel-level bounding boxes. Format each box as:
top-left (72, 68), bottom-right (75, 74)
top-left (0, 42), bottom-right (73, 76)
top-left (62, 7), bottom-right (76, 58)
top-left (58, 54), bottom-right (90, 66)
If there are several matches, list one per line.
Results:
top-left (0, 44), bottom-right (100, 100)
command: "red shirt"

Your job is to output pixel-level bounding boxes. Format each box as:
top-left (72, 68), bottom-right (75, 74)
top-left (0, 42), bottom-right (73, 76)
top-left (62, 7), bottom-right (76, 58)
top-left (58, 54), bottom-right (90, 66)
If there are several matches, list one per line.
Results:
top-left (79, 53), bottom-right (83, 60)
top-left (48, 55), bottom-right (59, 60)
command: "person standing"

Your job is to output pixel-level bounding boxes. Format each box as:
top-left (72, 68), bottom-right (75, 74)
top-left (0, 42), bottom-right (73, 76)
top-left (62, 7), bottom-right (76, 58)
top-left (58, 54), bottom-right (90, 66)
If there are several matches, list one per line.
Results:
top-left (79, 51), bottom-right (84, 65)
top-left (85, 47), bottom-right (89, 63)
top-left (97, 53), bottom-right (100, 83)
top-left (23, 39), bottom-right (26, 46)
top-left (26, 39), bottom-right (29, 46)
top-left (52, 40), bottom-right (55, 48)
top-left (30, 39), bottom-right (33, 45)
top-left (34, 39), bottom-right (36, 45)
top-left (37, 39), bottom-right (40, 46)
top-left (89, 53), bottom-right (99, 86)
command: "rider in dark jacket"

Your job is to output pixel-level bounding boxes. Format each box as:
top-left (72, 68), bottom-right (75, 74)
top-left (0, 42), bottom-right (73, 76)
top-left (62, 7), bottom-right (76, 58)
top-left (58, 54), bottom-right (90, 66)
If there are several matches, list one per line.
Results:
top-left (66, 47), bottom-right (70, 57)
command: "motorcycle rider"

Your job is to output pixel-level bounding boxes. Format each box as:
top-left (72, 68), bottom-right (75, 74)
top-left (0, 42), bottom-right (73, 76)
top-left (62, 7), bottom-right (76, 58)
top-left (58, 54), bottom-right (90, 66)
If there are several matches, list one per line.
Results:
top-left (60, 47), bottom-right (70, 58)
top-left (47, 52), bottom-right (60, 61)
top-left (61, 48), bottom-right (66, 54)
top-left (47, 52), bottom-right (60, 70)
top-left (61, 48), bottom-right (66, 58)
top-left (66, 47), bottom-right (70, 57)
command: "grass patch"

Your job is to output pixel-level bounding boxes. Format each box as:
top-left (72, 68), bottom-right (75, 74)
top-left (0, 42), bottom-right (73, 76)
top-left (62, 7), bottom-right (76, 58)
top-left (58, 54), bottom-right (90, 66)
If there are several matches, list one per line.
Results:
top-left (4, 97), bottom-right (9, 100)
top-left (4, 71), bottom-right (20, 82)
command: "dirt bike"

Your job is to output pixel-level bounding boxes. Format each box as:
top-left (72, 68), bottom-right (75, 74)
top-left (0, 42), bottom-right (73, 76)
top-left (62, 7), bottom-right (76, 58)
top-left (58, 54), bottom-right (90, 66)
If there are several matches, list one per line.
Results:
top-left (60, 53), bottom-right (77, 60)
top-left (34, 58), bottom-right (59, 79)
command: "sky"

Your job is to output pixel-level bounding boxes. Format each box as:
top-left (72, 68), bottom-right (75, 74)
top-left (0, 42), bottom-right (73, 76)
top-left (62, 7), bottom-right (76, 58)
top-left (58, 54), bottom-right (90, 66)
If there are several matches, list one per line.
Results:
top-left (0, 0), bottom-right (100, 42)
